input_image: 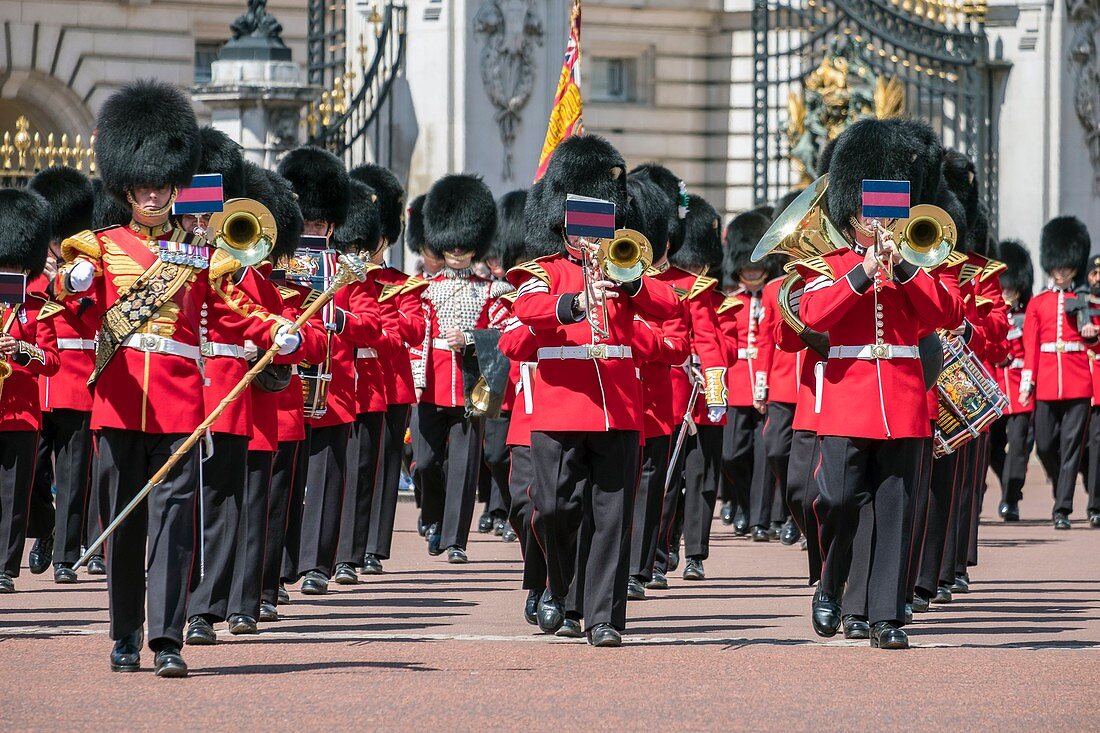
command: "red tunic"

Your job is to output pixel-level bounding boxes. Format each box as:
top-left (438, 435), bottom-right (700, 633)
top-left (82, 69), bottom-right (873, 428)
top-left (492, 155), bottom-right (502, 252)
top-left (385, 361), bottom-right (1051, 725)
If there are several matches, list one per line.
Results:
top-left (633, 313), bottom-right (691, 439)
top-left (498, 316), bottom-right (540, 447)
top-left (758, 277), bottom-right (801, 405)
top-left (375, 267), bottom-right (427, 406)
top-left (725, 287), bottom-right (771, 407)
top-left (1022, 288), bottom-right (1098, 402)
top-left (774, 317), bottom-right (823, 433)
top-left (0, 296), bottom-right (60, 431)
top-left (995, 309), bottom-right (1032, 415)
top-left (29, 274), bottom-right (96, 413)
top-left (348, 271), bottom-right (388, 416)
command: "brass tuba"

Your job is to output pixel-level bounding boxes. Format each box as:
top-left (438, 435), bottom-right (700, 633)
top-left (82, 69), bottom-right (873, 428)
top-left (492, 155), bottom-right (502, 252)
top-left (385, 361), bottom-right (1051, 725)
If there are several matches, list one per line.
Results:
top-left (889, 204), bottom-right (957, 269)
top-left (207, 198), bottom-right (277, 267)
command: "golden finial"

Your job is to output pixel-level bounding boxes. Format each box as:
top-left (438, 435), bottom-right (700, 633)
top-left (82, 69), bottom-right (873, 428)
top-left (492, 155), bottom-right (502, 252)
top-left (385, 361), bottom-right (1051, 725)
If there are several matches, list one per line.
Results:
top-left (87, 133), bottom-right (96, 176)
top-left (0, 132), bottom-right (12, 171)
top-left (369, 3), bottom-right (383, 38)
top-left (319, 91), bottom-right (332, 127)
top-left (13, 116), bottom-right (31, 171)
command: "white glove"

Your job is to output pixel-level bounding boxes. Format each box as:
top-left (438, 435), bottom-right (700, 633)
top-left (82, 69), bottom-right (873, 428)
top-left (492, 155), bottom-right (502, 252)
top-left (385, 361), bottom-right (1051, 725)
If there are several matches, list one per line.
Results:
top-left (67, 261), bottom-right (95, 293)
top-left (274, 326), bottom-right (301, 356)
top-left (707, 406), bottom-right (726, 423)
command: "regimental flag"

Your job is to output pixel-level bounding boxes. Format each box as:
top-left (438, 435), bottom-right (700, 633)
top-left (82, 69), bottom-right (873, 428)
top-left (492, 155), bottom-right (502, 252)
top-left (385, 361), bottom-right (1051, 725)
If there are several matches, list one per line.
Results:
top-left (565, 194), bottom-right (616, 240)
top-left (0, 272), bottom-right (26, 306)
top-left (534, 0), bottom-right (584, 183)
top-left (861, 179), bottom-right (911, 220)
top-left (172, 173), bottom-right (225, 215)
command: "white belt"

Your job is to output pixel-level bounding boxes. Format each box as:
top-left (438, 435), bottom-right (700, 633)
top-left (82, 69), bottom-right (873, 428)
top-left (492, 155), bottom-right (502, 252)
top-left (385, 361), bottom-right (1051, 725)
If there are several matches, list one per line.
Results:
top-left (200, 342), bottom-right (248, 359)
top-left (537, 345), bottom-right (633, 360)
top-left (1040, 341), bottom-right (1084, 353)
top-left (519, 361), bottom-right (535, 415)
top-left (356, 347), bottom-right (378, 359)
top-left (738, 347), bottom-right (759, 359)
top-left (827, 344), bottom-right (920, 360)
top-left (122, 334), bottom-right (201, 361)
top-left (1007, 328), bottom-right (1022, 340)
top-left (57, 338), bottom-right (95, 351)
top-left (1009, 358), bottom-right (1024, 369)
top-left (432, 338), bottom-right (451, 350)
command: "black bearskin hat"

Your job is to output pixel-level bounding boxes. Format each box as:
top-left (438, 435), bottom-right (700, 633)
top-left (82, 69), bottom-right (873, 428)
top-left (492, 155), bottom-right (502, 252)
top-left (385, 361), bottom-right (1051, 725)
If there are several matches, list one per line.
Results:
top-left (722, 210), bottom-right (773, 289)
top-left (94, 79), bottom-right (201, 200)
top-left (276, 146), bottom-right (350, 226)
top-left (1040, 216), bottom-right (1091, 277)
top-left (27, 166), bottom-right (94, 240)
top-left (624, 177), bottom-right (673, 264)
top-left (671, 194), bottom-right (722, 272)
top-left (405, 194), bottom-right (426, 254)
top-left (334, 179), bottom-right (382, 254)
top-left (350, 164), bottom-right (405, 246)
top-left (423, 174), bottom-right (497, 259)
top-left (629, 162), bottom-right (687, 254)
top-left (241, 163), bottom-right (304, 263)
top-left (826, 117), bottom-right (945, 234)
top-left (996, 239), bottom-right (1034, 307)
top-left (91, 179), bottom-right (131, 230)
top-left (197, 127), bottom-right (246, 199)
top-left (495, 189), bottom-right (533, 270)
top-left (525, 135), bottom-right (628, 256)
top-left (0, 188), bottom-right (51, 278)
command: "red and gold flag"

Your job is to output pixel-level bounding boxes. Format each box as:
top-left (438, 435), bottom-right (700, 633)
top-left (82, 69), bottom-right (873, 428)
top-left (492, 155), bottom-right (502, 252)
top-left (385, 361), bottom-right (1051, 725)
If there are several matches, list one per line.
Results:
top-left (534, 0), bottom-right (584, 182)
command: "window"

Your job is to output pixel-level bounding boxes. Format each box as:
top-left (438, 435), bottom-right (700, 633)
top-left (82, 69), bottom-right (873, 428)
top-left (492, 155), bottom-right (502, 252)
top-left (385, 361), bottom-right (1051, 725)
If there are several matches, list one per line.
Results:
top-left (589, 57), bottom-right (639, 103)
top-left (194, 40), bottom-right (223, 84)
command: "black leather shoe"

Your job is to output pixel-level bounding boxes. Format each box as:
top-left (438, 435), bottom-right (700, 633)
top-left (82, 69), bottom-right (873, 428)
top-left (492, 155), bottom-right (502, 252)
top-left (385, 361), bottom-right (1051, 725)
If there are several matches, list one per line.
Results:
top-left (477, 512), bottom-right (494, 534)
top-left (417, 516), bottom-right (427, 537)
top-left (492, 518), bottom-right (506, 536)
top-left (811, 589), bottom-right (841, 637)
top-left (870, 622), bottom-right (909, 650)
top-left (780, 519), bottom-right (801, 546)
top-left (1054, 512), bottom-right (1071, 530)
top-left (86, 555), bottom-right (106, 575)
top-left (751, 525), bottom-right (770, 542)
top-left (277, 584), bottom-right (291, 603)
top-left (0, 573), bottom-right (13, 593)
top-left (333, 563), bottom-right (358, 585)
top-left (950, 573), bottom-right (970, 594)
top-left (447, 547), bottom-right (468, 564)
top-left (228, 614), bottom-right (258, 635)
top-left (185, 615), bottom-right (217, 646)
top-left (501, 525), bottom-right (518, 543)
top-left (110, 629), bottom-right (143, 672)
top-left (842, 615), bottom-right (870, 639)
top-left (646, 571), bottom-right (668, 590)
top-left (627, 576), bottom-right (647, 600)
top-left (28, 534), bottom-right (53, 575)
top-left (932, 585), bottom-right (953, 604)
top-left (720, 501), bottom-right (734, 525)
top-left (537, 591), bottom-right (564, 634)
top-left (1090, 512), bottom-right (1100, 528)
top-left (523, 589), bottom-right (539, 625)
top-left (1002, 502), bottom-right (1020, 522)
top-left (903, 603), bottom-right (913, 626)
top-left (733, 508), bottom-right (749, 536)
top-left (587, 623), bottom-right (622, 647)
top-left (426, 524), bottom-right (443, 556)
top-left (683, 557), bottom-right (705, 581)
top-left (911, 594), bottom-right (930, 613)
top-left (668, 550), bottom-right (680, 572)
top-left (153, 644), bottom-right (188, 678)
top-left (767, 521), bottom-right (783, 541)
top-left (300, 570), bottom-right (329, 595)
top-left (54, 564), bottom-right (77, 584)
top-left (361, 554), bottom-right (384, 574)
top-left (556, 618), bottom-right (584, 638)
top-left (259, 601), bottom-right (279, 622)
top-left (800, 537), bottom-right (808, 551)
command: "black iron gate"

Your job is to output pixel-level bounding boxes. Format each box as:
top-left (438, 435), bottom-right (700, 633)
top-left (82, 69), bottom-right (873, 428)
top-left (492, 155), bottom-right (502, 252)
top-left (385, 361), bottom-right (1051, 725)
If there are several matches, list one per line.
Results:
top-left (752, 0), bottom-right (993, 217)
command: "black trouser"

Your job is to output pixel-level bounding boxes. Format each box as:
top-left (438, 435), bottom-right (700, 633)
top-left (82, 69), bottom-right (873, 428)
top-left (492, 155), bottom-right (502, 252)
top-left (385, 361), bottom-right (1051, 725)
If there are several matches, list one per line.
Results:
top-left (990, 413), bottom-right (1033, 505)
top-left (1, 432), bottom-right (38, 576)
top-left (1086, 407), bottom-right (1100, 515)
top-left (33, 409), bottom-right (94, 566)
top-left (228, 450), bottom-right (272, 620)
top-left (917, 446), bottom-right (965, 596)
top-left (188, 433), bottom-right (250, 622)
top-left (904, 434), bottom-right (935, 603)
top-left (942, 442), bottom-right (978, 582)
top-left (1034, 398), bottom-right (1091, 516)
top-left (722, 406), bottom-right (765, 525)
top-left (337, 412), bottom-right (385, 568)
top-left (786, 429), bottom-right (822, 585)
top-left (531, 429), bottom-right (639, 630)
top-left (298, 423), bottom-right (352, 578)
top-left (962, 433), bottom-right (991, 572)
top-left (508, 445), bottom-right (547, 591)
top-left (483, 414), bottom-right (512, 519)
top-left (630, 435), bottom-right (670, 580)
top-left (97, 428), bottom-right (197, 648)
top-left (264, 439), bottom-right (306, 605)
top-left (816, 436), bottom-right (920, 626)
top-left (24, 434), bottom-right (54, 541)
top-left (366, 404), bottom-right (409, 559)
top-left (683, 425), bottom-right (725, 560)
top-left (653, 424), bottom-right (687, 575)
top-left (413, 403), bottom-right (483, 551)
top-left (764, 402), bottom-right (795, 524)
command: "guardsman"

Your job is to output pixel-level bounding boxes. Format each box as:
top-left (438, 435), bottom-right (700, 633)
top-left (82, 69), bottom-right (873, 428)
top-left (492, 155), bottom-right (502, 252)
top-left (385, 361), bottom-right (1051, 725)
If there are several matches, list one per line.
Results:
top-left (0, 188), bottom-right (60, 593)
top-left (1086, 252), bottom-right (1100, 527)
top-left (26, 167), bottom-right (97, 583)
top-left (509, 135), bottom-right (679, 646)
top-left (413, 174), bottom-right (511, 563)
top-left (1021, 216), bottom-right (1096, 529)
top-left (59, 80), bottom-right (301, 677)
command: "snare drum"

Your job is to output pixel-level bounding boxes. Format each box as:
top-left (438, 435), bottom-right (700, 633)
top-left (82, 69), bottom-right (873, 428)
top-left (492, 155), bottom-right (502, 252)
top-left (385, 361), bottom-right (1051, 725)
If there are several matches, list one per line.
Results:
top-left (933, 334), bottom-right (1009, 458)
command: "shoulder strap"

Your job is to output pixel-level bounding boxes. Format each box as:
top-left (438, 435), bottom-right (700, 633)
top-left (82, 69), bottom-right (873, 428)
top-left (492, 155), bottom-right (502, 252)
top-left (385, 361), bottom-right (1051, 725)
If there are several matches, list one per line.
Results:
top-left (36, 300), bottom-right (65, 321)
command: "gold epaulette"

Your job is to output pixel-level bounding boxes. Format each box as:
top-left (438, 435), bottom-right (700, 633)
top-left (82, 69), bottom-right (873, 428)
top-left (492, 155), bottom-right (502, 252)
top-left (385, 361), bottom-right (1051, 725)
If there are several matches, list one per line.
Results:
top-left (278, 286), bottom-right (300, 301)
top-left (795, 255), bottom-right (833, 280)
top-left (60, 229), bottom-right (101, 262)
top-left (508, 260), bottom-right (550, 284)
top-left (959, 263), bottom-right (983, 283)
top-left (36, 300), bottom-right (66, 321)
top-left (499, 291), bottom-right (519, 305)
top-left (672, 286), bottom-right (690, 300)
top-left (209, 249), bottom-right (242, 280)
top-left (717, 295), bottom-right (744, 315)
top-left (944, 250), bottom-right (969, 268)
top-left (686, 275), bottom-right (718, 300)
top-left (402, 275), bottom-right (428, 293)
top-left (974, 295), bottom-right (994, 308)
top-left (378, 283), bottom-right (404, 302)
top-left (302, 290), bottom-right (320, 308)
top-left (644, 266), bottom-right (662, 277)
top-left (980, 259), bottom-right (1007, 281)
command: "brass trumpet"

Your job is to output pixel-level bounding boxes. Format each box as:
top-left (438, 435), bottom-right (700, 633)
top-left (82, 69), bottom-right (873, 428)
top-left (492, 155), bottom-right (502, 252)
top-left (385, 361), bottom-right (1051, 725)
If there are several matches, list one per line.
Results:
top-left (207, 198), bottom-right (277, 267)
top-left (890, 204), bottom-right (957, 269)
top-left (0, 310), bottom-right (16, 385)
top-left (598, 228), bottom-right (653, 283)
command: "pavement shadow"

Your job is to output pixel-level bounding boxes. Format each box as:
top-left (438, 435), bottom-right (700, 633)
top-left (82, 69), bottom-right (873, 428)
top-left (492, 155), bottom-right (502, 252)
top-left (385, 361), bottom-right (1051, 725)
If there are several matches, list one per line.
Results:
top-left (194, 659), bottom-right (438, 676)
